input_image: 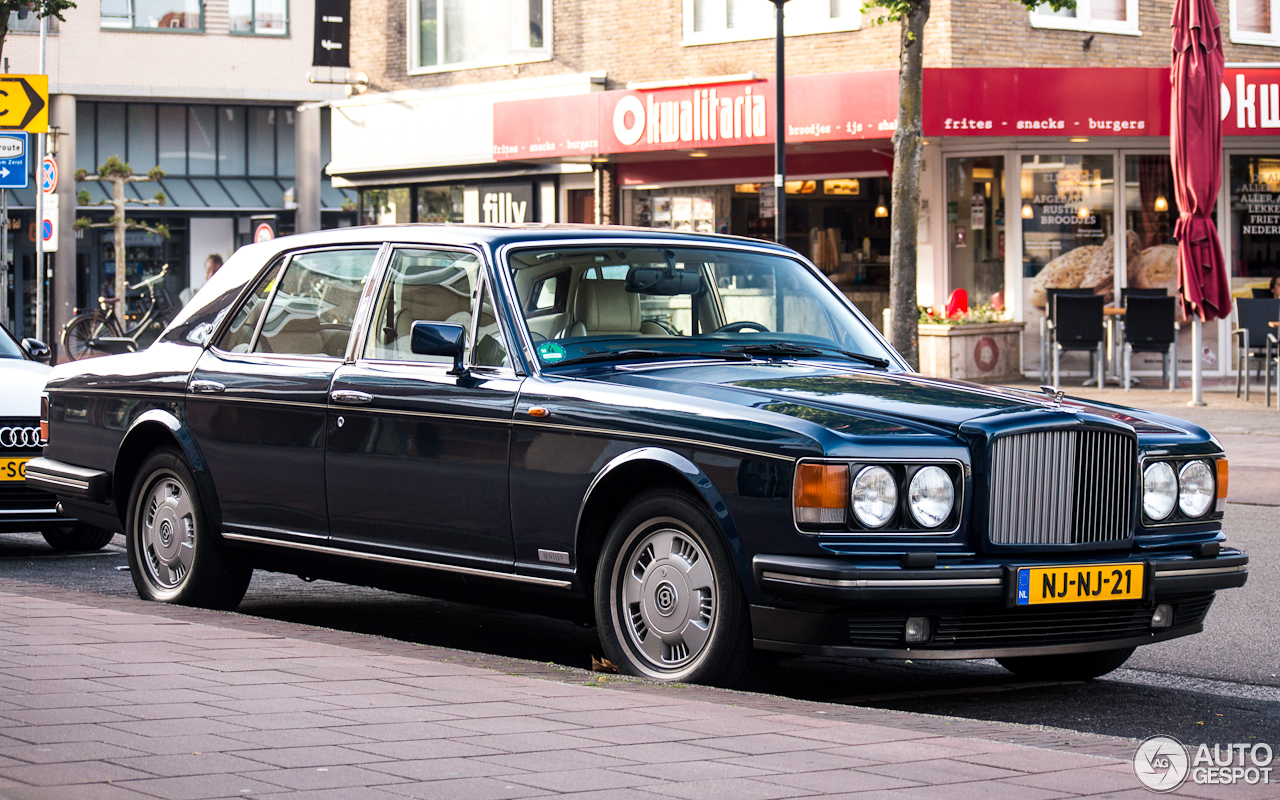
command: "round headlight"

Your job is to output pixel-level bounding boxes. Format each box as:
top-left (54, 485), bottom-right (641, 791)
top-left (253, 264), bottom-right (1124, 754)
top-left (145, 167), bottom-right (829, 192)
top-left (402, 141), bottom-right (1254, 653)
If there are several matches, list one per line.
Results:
top-left (908, 466), bottom-right (955, 528)
top-left (1178, 460), bottom-right (1215, 518)
top-left (852, 466), bottom-right (897, 528)
top-left (1143, 462), bottom-right (1177, 520)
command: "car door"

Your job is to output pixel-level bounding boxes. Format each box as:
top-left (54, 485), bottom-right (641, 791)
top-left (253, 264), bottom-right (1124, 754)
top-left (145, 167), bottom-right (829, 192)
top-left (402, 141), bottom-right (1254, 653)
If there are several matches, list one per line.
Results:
top-left (325, 245), bottom-right (522, 570)
top-left (187, 245), bottom-right (383, 544)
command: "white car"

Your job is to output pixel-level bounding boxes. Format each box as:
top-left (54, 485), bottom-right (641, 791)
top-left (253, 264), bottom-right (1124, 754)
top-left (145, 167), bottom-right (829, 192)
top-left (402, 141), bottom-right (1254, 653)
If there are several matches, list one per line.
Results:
top-left (1, 325), bottom-right (114, 550)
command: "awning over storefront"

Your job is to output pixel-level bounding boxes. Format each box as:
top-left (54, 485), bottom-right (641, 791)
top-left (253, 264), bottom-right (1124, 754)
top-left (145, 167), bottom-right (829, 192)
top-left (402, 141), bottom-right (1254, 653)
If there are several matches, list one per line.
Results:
top-left (34, 177), bottom-right (357, 212)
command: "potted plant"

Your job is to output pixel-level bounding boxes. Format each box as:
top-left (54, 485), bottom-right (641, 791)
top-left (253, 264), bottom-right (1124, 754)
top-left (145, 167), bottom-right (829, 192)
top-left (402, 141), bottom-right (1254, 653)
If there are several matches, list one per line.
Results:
top-left (916, 303), bottom-right (1026, 383)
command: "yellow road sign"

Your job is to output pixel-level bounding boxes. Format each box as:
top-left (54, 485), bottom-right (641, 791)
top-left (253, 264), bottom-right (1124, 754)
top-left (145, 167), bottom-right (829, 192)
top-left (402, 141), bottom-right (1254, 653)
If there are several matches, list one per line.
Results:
top-left (0, 75), bottom-right (48, 133)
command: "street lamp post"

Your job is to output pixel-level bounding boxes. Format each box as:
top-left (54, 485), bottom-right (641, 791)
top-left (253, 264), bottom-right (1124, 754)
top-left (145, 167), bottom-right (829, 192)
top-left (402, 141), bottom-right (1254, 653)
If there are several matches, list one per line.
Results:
top-left (772, 0), bottom-right (789, 246)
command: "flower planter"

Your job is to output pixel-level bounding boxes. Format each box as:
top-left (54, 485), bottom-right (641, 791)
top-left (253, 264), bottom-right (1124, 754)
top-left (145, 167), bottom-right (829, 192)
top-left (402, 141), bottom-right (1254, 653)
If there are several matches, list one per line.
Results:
top-left (917, 321), bottom-right (1026, 384)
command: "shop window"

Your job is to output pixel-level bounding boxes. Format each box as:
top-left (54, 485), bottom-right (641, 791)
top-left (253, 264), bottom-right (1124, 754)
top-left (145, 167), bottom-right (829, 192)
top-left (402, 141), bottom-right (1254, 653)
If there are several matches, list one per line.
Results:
top-left (101, 0), bottom-right (202, 30)
top-left (1231, 0), bottom-right (1280, 45)
top-left (229, 0), bottom-right (288, 35)
top-left (409, 0), bottom-right (551, 74)
top-left (1029, 0), bottom-right (1138, 35)
top-left (1230, 155), bottom-right (1280, 284)
top-left (419, 186), bottom-right (465, 223)
top-left (1021, 153), bottom-right (1117, 313)
top-left (684, 0), bottom-right (859, 44)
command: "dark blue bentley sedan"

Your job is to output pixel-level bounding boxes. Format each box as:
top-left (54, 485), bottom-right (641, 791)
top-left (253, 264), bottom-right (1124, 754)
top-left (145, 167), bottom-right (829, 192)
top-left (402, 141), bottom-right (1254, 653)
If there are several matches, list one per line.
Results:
top-left (27, 226), bottom-right (1247, 687)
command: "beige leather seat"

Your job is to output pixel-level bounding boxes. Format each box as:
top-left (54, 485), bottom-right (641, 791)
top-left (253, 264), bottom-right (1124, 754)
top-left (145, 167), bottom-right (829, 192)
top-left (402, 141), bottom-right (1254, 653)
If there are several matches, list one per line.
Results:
top-left (564, 280), bottom-right (667, 338)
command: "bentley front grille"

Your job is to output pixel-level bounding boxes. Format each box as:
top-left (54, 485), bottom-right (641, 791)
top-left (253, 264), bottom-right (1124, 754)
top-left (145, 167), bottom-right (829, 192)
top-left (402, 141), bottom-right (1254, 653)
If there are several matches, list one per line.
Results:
top-left (988, 429), bottom-right (1136, 546)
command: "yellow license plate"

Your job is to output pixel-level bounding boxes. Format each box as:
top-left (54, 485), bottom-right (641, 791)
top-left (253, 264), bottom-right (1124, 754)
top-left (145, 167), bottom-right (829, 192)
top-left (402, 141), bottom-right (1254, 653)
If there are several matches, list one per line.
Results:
top-left (0, 457), bottom-right (30, 482)
top-left (1016, 563), bottom-right (1144, 606)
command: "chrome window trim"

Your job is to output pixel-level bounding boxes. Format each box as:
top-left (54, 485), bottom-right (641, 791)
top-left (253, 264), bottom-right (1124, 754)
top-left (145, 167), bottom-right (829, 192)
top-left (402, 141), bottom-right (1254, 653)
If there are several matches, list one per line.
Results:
top-left (1137, 453), bottom-right (1221, 529)
top-left (792, 456), bottom-right (967, 537)
top-left (220, 531), bottom-right (572, 588)
top-left (493, 237), bottom-right (911, 378)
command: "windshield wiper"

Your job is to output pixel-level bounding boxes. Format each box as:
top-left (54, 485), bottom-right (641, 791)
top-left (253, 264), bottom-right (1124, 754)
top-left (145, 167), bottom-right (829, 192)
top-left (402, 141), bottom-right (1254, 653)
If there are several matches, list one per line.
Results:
top-left (551, 348), bottom-right (752, 366)
top-left (725, 342), bottom-right (891, 368)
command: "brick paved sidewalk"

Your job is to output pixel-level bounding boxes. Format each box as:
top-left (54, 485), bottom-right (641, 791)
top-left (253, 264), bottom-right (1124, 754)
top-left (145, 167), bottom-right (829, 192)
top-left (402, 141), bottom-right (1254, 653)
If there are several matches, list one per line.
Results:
top-left (0, 579), bottom-right (1237, 800)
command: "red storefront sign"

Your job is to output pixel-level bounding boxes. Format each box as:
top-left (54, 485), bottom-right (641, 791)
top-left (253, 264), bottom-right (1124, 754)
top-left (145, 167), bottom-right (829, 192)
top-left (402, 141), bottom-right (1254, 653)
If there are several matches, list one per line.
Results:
top-left (492, 71), bottom-right (900, 161)
top-left (492, 67), bottom-right (1280, 161)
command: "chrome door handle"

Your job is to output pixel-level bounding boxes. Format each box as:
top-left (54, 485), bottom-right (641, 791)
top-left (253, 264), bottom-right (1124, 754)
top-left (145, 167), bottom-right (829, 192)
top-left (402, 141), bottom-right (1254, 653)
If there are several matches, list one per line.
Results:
top-left (189, 380), bottom-right (225, 394)
top-left (330, 390), bottom-right (373, 405)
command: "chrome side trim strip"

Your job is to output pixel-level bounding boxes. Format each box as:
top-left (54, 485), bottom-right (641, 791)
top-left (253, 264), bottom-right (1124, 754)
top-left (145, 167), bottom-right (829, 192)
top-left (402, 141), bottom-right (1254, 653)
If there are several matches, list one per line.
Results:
top-left (760, 571), bottom-right (1001, 589)
top-left (1153, 566), bottom-right (1246, 578)
top-left (25, 473), bottom-right (90, 490)
top-left (219, 531), bottom-right (574, 588)
top-left (0, 509), bottom-right (59, 515)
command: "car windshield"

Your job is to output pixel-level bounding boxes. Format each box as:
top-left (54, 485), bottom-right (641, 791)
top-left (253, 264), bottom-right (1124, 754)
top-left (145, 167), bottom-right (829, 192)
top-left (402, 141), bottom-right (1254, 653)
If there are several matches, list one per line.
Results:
top-left (0, 326), bottom-right (25, 360)
top-left (509, 245), bottom-right (895, 368)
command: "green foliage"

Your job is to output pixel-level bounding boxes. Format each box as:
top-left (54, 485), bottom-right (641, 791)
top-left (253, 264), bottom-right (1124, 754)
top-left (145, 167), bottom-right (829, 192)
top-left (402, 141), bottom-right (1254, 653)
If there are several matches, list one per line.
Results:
top-left (71, 216), bottom-right (88, 231)
top-left (862, 0), bottom-right (1074, 24)
top-left (75, 189), bottom-right (89, 205)
top-left (0, 0), bottom-right (77, 24)
top-left (96, 155), bottom-right (132, 179)
top-left (153, 191), bottom-right (166, 205)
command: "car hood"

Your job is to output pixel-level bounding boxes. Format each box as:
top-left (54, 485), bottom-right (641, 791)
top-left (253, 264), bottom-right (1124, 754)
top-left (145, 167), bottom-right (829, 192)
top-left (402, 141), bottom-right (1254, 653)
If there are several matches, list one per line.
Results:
top-left (0, 359), bottom-right (50, 418)
top-left (589, 361), bottom-right (1189, 436)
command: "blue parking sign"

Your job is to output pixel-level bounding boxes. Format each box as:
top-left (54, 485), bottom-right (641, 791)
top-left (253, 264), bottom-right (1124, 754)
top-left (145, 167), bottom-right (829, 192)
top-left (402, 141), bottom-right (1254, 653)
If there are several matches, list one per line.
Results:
top-left (0, 133), bottom-right (29, 189)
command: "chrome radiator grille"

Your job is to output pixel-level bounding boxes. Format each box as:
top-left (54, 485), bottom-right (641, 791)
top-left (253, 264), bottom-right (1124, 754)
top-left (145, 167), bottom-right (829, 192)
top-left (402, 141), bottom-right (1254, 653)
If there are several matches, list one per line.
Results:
top-left (988, 430), bottom-right (1136, 546)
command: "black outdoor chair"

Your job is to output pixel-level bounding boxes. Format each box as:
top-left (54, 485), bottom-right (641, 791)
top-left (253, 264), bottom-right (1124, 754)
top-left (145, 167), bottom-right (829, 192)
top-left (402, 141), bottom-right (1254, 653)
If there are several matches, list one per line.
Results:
top-left (1051, 293), bottom-right (1106, 389)
top-left (1267, 328), bottom-right (1280, 408)
top-left (1251, 287), bottom-right (1274, 299)
top-left (1041, 288), bottom-right (1097, 384)
top-left (1122, 295), bottom-right (1178, 392)
top-left (1232, 298), bottom-right (1280, 400)
top-left (1120, 288), bottom-right (1169, 300)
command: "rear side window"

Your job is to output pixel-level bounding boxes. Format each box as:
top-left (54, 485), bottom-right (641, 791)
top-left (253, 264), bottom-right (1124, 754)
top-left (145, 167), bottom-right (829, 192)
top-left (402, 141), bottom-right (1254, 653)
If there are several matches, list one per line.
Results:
top-left (254, 249), bottom-right (380, 357)
top-left (216, 260), bottom-right (282, 353)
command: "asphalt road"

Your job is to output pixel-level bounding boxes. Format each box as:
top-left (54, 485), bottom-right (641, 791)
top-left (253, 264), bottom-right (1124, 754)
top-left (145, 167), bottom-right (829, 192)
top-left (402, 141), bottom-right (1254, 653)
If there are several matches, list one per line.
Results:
top-left (1, 499), bottom-right (1274, 747)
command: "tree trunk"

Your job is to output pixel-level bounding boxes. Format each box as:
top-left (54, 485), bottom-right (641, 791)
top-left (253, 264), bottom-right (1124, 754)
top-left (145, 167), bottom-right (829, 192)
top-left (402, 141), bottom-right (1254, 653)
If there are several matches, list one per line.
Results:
top-left (888, 0), bottom-right (930, 371)
top-left (113, 179), bottom-right (128, 327)
top-left (0, 17), bottom-right (10, 68)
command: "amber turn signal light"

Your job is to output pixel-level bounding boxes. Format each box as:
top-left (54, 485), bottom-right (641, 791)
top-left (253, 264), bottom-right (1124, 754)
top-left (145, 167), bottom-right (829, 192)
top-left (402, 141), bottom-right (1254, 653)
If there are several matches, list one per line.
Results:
top-left (39, 393), bottom-right (48, 446)
top-left (794, 463), bottom-right (848, 525)
top-left (1216, 458), bottom-right (1228, 512)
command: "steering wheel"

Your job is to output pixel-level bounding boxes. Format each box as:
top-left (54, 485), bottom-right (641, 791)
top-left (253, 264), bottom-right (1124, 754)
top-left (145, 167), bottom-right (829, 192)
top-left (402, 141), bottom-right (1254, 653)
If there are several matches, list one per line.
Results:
top-left (713, 321), bottom-right (770, 334)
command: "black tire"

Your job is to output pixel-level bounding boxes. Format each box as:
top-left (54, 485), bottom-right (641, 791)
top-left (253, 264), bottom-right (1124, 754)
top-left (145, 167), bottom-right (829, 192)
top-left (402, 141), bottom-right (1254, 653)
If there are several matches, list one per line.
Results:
top-left (594, 489), bottom-right (771, 688)
top-left (997, 646), bottom-right (1136, 681)
top-left (41, 524), bottom-right (117, 551)
top-left (61, 313), bottom-right (119, 361)
top-left (125, 448), bottom-right (251, 610)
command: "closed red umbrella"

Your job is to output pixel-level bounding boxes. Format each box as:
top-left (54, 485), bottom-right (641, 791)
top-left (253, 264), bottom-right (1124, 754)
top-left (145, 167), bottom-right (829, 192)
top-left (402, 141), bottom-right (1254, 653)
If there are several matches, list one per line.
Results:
top-left (1171, 0), bottom-right (1229, 324)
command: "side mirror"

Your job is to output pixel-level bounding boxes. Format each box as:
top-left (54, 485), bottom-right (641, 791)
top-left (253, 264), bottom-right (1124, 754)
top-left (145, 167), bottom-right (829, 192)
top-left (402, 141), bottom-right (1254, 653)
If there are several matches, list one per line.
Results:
top-left (21, 338), bottom-right (50, 363)
top-left (410, 321), bottom-right (467, 376)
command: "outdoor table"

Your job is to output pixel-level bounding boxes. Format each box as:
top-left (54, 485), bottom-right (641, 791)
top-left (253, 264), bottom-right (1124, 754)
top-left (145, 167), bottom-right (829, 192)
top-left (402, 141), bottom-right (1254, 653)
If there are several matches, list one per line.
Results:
top-left (1098, 307), bottom-right (1127, 386)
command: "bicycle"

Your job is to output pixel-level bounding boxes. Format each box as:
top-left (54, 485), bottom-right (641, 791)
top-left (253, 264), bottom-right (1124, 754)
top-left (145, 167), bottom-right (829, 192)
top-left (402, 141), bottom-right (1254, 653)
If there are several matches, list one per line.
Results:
top-left (61, 264), bottom-right (176, 361)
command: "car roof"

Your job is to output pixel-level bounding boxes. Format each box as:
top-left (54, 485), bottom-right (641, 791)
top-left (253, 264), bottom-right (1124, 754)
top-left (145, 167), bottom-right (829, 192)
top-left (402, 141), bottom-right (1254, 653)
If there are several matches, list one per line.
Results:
top-left (239, 224), bottom-right (796, 265)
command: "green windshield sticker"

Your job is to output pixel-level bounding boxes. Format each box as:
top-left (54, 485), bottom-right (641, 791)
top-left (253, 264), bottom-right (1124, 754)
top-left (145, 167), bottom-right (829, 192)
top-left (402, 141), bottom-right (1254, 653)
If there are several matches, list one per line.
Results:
top-left (538, 341), bottom-right (566, 362)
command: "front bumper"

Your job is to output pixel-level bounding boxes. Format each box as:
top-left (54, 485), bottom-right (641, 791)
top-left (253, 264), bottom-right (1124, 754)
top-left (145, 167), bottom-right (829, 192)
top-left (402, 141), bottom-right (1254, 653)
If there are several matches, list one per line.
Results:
top-left (750, 549), bottom-right (1247, 659)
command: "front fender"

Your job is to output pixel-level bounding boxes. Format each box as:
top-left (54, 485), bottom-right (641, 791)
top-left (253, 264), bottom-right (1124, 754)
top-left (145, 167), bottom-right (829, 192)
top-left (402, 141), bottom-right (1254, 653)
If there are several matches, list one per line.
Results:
top-left (576, 446), bottom-right (742, 559)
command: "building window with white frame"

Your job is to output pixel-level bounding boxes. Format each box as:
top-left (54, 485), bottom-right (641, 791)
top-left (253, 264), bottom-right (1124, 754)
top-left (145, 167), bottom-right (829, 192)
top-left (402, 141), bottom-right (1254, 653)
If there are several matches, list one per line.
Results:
top-left (1231, 0), bottom-right (1280, 45)
top-left (1029, 0), bottom-right (1140, 35)
top-left (684, 0), bottom-right (860, 45)
top-left (409, 0), bottom-right (550, 73)
top-left (229, 0), bottom-right (288, 35)
top-left (101, 0), bottom-right (202, 30)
